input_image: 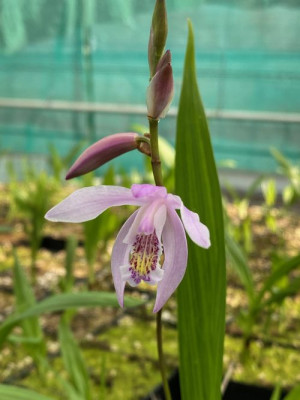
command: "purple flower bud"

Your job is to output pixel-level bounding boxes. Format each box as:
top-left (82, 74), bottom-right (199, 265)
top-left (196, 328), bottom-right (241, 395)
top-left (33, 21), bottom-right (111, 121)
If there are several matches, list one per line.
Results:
top-left (66, 133), bottom-right (139, 180)
top-left (148, 0), bottom-right (168, 78)
top-left (146, 51), bottom-right (174, 120)
top-left (155, 49), bottom-right (171, 72)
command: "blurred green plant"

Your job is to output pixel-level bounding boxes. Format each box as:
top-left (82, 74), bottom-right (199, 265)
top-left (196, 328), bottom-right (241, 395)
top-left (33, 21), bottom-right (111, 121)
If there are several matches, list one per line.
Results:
top-left (283, 384), bottom-right (300, 400)
top-left (224, 174), bottom-right (265, 254)
top-left (7, 160), bottom-right (58, 282)
top-left (0, 384), bottom-right (55, 400)
top-left (261, 178), bottom-right (278, 233)
top-left (58, 317), bottom-right (91, 400)
top-left (59, 235), bottom-right (78, 293)
top-left (226, 232), bottom-right (300, 360)
top-left (271, 148), bottom-right (300, 206)
top-left (270, 383), bottom-right (300, 400)
top-left (0, 292), bottom-right (143, 347)
top-left (10, 250), bottom-right (47, 376)
top-left (48, 142), bottom-right (84, 183)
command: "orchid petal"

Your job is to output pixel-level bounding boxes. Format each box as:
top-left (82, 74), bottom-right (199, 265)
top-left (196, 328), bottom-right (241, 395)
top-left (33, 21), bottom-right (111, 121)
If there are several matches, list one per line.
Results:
top-left (153, 208), bottom-right (187, 313)
top-left (139, 200), bottom-right (166, 234)
top-left (111, 211), bottom-right (138, 306)
top-left (123, 205), bottom-right (147, 244)
top-left (153, 204), bottom-right (167, 240)
top-left (45, 186), bottom-right (144, 223)
top-left (180, 204), bottom-right (211, 249)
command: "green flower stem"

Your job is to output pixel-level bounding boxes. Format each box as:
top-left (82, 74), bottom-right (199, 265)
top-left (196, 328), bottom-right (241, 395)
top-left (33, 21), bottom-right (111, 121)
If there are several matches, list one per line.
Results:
top-left (149, 118), bottom-right (163, 186)
top-left (156, 309), bottom-right (172, 400)
top-left (149, 116), bottom-right (172, 400)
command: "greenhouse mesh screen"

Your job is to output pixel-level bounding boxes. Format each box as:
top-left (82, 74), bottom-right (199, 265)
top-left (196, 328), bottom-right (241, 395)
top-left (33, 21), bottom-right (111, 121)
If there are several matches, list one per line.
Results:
top-left (0, 0), bottom-right (299, 172)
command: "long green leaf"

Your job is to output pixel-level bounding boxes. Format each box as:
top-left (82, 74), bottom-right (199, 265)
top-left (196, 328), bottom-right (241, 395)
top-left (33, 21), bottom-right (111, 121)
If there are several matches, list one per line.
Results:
top-left (255, 254), bottom-right (300, 306)
top-left (0, 292), bottom-right (143, 347)
top-left (270, 384), bottom-right (282, 400)
top-left (0, 384), bottom-right (54, 400)
top-left (284, 384), bottom-right (300, 400)
top-left (175, 20), bottom-right (226, 400)
top-left (261, 276), bottom-right (300, 309)
top-left (13, 251), bottom-right (47, 369)
top-left (59, 318), bottom-right (91, 400)
top-left (225, 232), bottom-right (254, 301)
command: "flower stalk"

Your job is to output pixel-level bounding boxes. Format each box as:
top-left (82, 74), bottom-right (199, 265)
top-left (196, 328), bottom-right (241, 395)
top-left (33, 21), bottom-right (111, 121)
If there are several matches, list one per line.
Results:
top-left (149, 118), bottom-right (163, 187)
top-left (149, 115), bottom-right (171, 400)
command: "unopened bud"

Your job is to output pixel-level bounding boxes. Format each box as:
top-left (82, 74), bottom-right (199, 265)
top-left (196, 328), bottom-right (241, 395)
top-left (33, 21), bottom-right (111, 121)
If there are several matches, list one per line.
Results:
top-left (66, 133), bottom-right (139, 179)
top-left (146, 51), bottom-right (174, 120)
top-left (148, 0), bottom-right (168, 78)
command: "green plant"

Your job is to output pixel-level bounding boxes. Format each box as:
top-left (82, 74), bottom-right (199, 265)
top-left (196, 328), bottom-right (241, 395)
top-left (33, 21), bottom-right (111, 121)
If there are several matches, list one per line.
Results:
top-left (10, 250), bottom-right (47, 375)
top-left (271, 148), bottom-right (300, 206)
top-left (48, 142), bottom-right (84, 183)
top-left (59, 236), bottom-right (78, 293)
top-left (8, 160), bottom-right (58, 282)
top-left (224, 174), bottom-right (265, 253)
top-left (226, 232), bottom-right (300, 359)
top-left (58, 317), bottom-right (91, 400)
top-left (261, 178), bottom-right (278, 232)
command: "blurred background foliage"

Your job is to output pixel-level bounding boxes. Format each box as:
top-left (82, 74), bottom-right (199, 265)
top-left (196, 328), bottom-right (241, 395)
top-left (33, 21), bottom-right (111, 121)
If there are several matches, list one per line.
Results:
top-left (0, 0), bottom-right (299, 177)
top-left (0, 0), bottom-right (300, 399)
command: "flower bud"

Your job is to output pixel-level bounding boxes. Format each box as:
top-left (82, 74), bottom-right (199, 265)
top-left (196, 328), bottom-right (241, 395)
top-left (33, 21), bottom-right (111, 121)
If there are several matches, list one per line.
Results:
top-left (146, 51), bottom-right (174, 120)
top-left (148, 0), bottom-right (168, 78)
top-left (66, 133), bottom-right (139, 179)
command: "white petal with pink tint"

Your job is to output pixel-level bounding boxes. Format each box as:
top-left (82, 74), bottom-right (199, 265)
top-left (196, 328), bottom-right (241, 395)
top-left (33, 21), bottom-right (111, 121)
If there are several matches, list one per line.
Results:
top-left (180, 204), bottom-right (211, 249)
top-left (153, 207), bottom-right (187, 313)
top-left (45, 185), bottom-right (143, 223)
top-left (111, 211), bottom-right (138, 306)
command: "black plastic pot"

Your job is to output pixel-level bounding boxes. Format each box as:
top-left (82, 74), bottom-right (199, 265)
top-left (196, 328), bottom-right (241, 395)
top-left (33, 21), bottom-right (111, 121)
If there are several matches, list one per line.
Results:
top-left (143, 370), bottom-right (288, 400)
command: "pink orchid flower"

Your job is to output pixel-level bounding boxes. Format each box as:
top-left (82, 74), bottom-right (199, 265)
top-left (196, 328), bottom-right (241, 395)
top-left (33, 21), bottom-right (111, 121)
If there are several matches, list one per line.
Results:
top-left (45, 183), bottom-right (210, 312)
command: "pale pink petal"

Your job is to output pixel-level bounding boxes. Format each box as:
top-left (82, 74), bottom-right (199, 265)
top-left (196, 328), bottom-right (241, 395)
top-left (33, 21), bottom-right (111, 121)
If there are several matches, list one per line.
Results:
top-left (45, 185), bottom-right (144, 223)
top-left (153, 208), bottom-right (188, 313)
top-left (111, 211), bottom-right (138, 306)
top-left (123, 205), bottom-right (148, 244)
top-left (180, 204), bottom-right (211, 249)
top-left (166, 193), bottom-right (181, 209)
top-left (153, 204), bottom-right (167, 240)
top-left (138, 200), bottom-right (166, 234)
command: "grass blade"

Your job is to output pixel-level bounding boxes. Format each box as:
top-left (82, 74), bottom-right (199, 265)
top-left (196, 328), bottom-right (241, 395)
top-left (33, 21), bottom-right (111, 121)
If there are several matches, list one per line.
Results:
top-left (225, 232), bottom-right (254, 301)
top-left (255, 254), bottom-right (300, 306)
top-left (12, 250), bottom-right (46, 371)
top-left (59, 318), bottom-right (91, 400)
top-left (175, 20), bottom-right (226, 400)
top-left (0, 384), bottom-right (54, 400)
top-left (0, 291), bottom-right (143, 347)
